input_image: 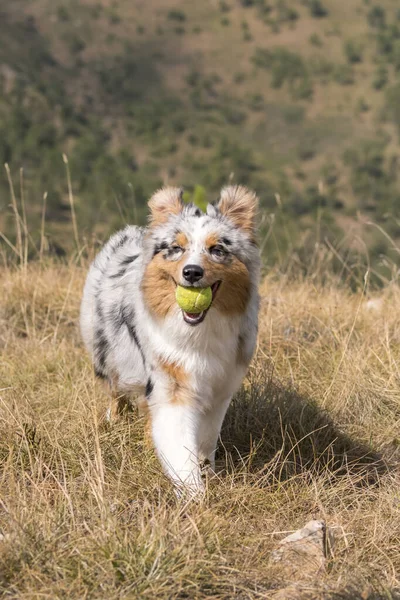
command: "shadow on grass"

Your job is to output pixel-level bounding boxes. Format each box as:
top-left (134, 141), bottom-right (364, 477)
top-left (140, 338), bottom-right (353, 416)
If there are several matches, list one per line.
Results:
top-left (219, 370), bottom-right (393, 485)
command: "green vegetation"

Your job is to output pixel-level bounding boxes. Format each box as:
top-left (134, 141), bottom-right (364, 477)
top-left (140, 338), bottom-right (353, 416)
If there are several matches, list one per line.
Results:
top-left (252, 47), bottom-right (313, 99)
top-left (343, 39), bottom-right (363, 63)
top-left (308, 0), bottom-right (328, 18)
top-left (2, 0), bottom-right (400, 276)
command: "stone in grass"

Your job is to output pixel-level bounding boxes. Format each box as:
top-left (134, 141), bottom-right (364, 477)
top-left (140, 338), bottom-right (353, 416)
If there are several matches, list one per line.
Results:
top-left (271, 520), bottom-right (334, 582)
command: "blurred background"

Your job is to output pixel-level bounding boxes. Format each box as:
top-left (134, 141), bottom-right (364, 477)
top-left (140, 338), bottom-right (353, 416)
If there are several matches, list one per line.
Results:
top-left (1, 0), bottom-right (400, 282)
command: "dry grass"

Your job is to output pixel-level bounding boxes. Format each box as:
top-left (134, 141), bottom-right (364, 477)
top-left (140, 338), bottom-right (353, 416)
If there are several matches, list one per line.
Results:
top-left (0, 259), bottom-right (400, 599)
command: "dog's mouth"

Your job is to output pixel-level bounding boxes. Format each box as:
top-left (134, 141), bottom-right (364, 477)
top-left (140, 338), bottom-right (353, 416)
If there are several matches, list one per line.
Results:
top-left (182, 281), bottom-right (221, 327)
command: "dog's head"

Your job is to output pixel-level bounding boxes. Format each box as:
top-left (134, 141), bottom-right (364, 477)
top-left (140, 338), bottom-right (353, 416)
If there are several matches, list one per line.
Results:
top-left (142, 186), bottom-right (259, 326)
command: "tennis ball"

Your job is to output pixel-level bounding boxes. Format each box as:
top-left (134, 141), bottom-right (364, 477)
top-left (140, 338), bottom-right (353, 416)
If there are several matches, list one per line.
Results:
top-left (176, 285), bottom-right (212, 313)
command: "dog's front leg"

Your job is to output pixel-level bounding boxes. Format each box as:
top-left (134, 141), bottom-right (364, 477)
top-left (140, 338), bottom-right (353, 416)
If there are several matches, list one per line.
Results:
top-left (149, 396), bottom-right (203, 496)
top-left (198, 396), bottom-right (232, 472)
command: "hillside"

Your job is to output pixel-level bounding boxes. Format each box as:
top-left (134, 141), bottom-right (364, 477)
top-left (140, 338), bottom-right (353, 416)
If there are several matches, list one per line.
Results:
top-left (0, 258), bottom-right (399, 598)
top-left (2, 0), bottom-right (400, 269)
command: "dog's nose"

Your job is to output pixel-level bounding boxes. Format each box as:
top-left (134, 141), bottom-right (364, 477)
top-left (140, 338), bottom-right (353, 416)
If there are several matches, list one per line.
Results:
top-left (183, 264), bottom-right (204, 284)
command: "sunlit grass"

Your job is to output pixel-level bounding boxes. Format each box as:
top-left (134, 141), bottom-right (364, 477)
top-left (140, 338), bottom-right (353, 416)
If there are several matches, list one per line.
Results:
top-left (0, 256), bottom-right (399, 598)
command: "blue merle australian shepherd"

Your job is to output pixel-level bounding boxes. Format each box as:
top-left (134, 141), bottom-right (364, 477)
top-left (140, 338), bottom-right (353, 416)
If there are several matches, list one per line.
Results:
top-left (80, 186), bottom-right (260, 495)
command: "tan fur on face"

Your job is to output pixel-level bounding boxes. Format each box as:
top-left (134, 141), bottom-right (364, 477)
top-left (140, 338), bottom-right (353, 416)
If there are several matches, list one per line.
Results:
top-left (176, 232), bottom-right (188, 248)
top-left (203, 255), bottom-right (251, 316)
top-left (217, 185), bottom-right (258, 240)
top-left (159, 359), bottom-right (191, 405)
top-left (148, 187), bottom-right (184, 226)
top-left (141, 254), bottom-right (184, 319)
top-left (143, 243), bottom-right (251, 318)
top-left (205, 233), bottom-right (219, 248)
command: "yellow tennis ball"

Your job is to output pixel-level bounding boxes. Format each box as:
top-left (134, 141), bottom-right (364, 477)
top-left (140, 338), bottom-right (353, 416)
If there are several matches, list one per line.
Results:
top-left (175, 285), bottom-right (212, 313)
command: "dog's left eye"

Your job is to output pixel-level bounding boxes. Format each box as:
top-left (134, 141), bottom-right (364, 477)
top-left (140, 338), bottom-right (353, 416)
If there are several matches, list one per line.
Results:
top-left (170, 245), bottom-right (183, 254)
top-left (210, 245), bottom-right (227, 259)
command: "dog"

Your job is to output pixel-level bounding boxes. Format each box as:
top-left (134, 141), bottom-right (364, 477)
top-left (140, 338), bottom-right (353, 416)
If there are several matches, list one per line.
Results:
top-left (80, 185), bottom-right (260, 494)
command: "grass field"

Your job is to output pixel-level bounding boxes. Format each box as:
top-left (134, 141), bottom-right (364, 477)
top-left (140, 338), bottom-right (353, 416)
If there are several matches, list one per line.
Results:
top-left (2, 0), bottom-right (400, 596)
top-left (1, 251), bottom-right (399, 598)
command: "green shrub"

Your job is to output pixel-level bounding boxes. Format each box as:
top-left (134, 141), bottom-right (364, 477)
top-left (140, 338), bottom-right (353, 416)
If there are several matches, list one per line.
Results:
top-left (170, 117), bottom-right (186, 134)
top-left (356, 97), bottom-right (369, 113)
top-left (189, 137), bottom-right (259, 189)
top-left (277, 3), bottom-right (298, 23)
top-left (343, 137), bottom-right (400, 215)
top-left (167, 9), bottom-right (186, 22)
top-left (367, 6), bottom-right (386, 29)
top-left (297, 140), bottom-right (316, 161)
top-left (373, 65), bottom-right (388, 89)
top-left (185, 69), bottom-right (201, 87)
top-left (233, 72), bottom-right (246, 84)
top-left (344, 40), bottom-right (363, 64)
top-left (308, 0), bottom-right (328, 18)
top-left (219, 0), bottom-right (231, 11)
top-left (224, 106), bottom-right (247, 125)
top-left (64, 32), bottom-right (86, 55)
top-left (256, 0), bottom-right (272, 17)
top-left (57, 6), bottom-right (70, 21)
top-left (293, 76), bottom-right (313, 100)
top-left (248, 93), bottom-right (264, 111)
top-left (252, 47), bottom-right (313, 99)
top-left (109, 11), bottom-right (121, 24)
top-left (188, 133), bottom-right (199, 146)
top-left (376, 30), bottom-right (394, 56)
top-left (321, 163), bottom-right (339, 186)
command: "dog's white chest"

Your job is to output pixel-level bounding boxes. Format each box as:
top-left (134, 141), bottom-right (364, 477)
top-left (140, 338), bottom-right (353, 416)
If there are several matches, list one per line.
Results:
top-left (147, 309), bottom-right (245, 407)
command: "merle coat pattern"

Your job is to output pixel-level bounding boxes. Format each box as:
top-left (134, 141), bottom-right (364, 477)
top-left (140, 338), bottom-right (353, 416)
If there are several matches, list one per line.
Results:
top-left (80, 185), bottom-right (260, 494)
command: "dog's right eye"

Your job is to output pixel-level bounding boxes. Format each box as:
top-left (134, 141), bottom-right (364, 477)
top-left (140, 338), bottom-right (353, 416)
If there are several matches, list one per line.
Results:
top-left (167, 245), bottom-right (184, 260)
top-left (210, 245), bottom-right (227, 259)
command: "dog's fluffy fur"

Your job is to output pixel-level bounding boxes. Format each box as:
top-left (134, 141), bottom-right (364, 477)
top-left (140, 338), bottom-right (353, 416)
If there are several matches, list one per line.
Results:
top-left (80, 185), bottom-right (260, 494)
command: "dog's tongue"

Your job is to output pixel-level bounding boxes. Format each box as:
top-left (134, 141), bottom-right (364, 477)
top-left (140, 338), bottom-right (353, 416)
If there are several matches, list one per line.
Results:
top-left (185, 312), bottom-right (198, 318)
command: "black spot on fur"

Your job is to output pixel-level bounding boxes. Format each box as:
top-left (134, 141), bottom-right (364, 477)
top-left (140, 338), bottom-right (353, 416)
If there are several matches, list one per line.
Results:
top-left (109, 267), bottom-right (127, 279)
top-left (120, 254), bottom-right (138, 266)
top-left (95, 299), bottom-right (104, 320)
top-left (108, 304), bottom-right (123, 332)
top-left (194, 208), bottom-right (201, 217)
top-left (94, 329), bottom-right (109, 370)
top-left (94, 367), bottom-right (107, 380)
top-left (145, 379), bottom-right (154, 398)
top-left (153, 241), bottom-right (169, 257)
top-left (114, 304), bottom-right (147, 367)
top-left (111, 234), bottom-right (128, 253)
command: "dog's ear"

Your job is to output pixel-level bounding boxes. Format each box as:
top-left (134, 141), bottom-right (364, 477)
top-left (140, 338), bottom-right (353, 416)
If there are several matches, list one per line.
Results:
top-left (148, 187), bottom-right (184, 225)
top-left (217, 186), bottom-right (258, 238)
